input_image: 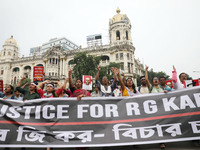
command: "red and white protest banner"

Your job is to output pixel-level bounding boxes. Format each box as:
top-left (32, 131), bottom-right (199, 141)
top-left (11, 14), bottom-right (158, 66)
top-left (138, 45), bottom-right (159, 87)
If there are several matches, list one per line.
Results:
top-left (33, 66), bottom-right (44, 82)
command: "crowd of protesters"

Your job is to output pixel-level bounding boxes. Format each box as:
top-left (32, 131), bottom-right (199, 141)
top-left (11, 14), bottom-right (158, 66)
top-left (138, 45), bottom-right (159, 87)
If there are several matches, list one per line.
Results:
top-left (0, 65), bottom-right (197, 149)
top-left (0, 65), bottom-right (189, 101)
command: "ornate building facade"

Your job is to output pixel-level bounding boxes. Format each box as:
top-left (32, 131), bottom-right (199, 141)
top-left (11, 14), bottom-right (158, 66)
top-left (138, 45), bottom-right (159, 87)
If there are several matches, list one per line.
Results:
top-left (0, 8), bottom-right (144, 86)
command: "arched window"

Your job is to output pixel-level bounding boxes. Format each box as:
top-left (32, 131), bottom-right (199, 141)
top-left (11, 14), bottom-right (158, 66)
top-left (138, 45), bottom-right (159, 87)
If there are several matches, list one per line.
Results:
top-left (13, 67), bottom-right (20, 72)
top-left (126, 31), bottom-right (128, 40)
top-left (116, 31), bottom-right (120, 40)
top-left (36, 64), bottom-right (43, 66)
top-left (68, 60), bottom-right (74, 65)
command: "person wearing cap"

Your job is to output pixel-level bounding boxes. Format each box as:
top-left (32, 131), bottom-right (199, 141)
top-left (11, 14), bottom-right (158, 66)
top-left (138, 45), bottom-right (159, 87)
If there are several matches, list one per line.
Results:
top-left (68, 68), bottom-right (91, 100)
top-left (36, 80), bottom-right (63, 98)
top-left (16, 77), bottom-right (40, 101)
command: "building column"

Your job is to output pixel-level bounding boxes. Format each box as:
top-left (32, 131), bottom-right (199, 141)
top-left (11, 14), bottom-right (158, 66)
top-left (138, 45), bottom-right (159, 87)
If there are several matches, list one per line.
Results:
top-left (59, 58), bottom-right (62, 76)
top-left (30, 65), bottom-right (34, 82)
top-left (63, 59), bottom-right (66, 76)
top-left (61, 59), bottom-right (63, 75)
top-left (19, 65), bottom-right (23, 79)
top-left (123, 50), bottom-right (128, 73)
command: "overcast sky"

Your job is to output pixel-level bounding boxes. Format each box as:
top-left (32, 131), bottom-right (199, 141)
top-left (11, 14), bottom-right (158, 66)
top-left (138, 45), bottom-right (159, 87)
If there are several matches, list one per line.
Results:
top-left (0, 0), bottom-right (200, 78)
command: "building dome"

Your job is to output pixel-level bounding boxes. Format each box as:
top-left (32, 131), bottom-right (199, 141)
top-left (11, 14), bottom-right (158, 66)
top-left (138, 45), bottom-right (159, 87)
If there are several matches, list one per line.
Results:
top-left (4, 36), bottom-right (17, 46)
top-left (112, 8), bottom-right (126, 22)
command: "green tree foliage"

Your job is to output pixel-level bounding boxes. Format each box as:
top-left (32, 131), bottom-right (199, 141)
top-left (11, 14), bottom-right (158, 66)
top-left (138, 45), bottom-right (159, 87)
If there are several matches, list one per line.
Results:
top-left (21, 78), bottom-right (31, 90)
top-left (99, 62), bottom-right (120, 81)
top-left (73, 52), bottom-right (101, 79)
top-left (72, 52), bottom-right (120, 83)
top-left (21, 78), bottom-right (31, 86)
top-left (13, 78), bottom-right (31, 90)
top-left (137, 68), bottom-right (170, 86)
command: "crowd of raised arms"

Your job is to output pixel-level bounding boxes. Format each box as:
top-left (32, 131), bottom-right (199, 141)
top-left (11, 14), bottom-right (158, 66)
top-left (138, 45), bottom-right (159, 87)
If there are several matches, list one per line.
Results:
top-left (0, 65), bottom-right (187, 101)
top-left (0, 65), bottom-right (192, 149)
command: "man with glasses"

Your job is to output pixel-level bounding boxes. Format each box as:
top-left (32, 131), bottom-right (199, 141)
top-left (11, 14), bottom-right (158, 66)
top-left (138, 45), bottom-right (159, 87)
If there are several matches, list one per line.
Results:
top-left (172, 65), bottom-right (187, 89)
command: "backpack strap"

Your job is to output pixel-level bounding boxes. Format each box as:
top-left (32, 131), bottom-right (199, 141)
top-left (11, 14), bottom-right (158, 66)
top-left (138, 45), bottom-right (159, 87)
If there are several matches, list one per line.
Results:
top-left (149, 86), bottom-right (154, 93)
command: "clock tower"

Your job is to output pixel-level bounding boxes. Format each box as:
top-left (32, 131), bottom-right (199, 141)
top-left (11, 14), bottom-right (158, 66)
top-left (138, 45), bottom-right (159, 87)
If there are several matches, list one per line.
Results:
top-left (109, 8), bottom-right (132, 45)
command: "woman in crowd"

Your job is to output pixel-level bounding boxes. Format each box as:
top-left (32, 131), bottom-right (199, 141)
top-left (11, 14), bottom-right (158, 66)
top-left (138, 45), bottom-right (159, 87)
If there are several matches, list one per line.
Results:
top-left (68, 68), bottom-right (90, 100)
top-left (114, 68), bottom-right (139, 96)
top-left (16, 77), bottom-right (40, 101)
top-left (59, 78), bottom-right (72, 98)
top-left (0, 85), bottom-right (16, 99)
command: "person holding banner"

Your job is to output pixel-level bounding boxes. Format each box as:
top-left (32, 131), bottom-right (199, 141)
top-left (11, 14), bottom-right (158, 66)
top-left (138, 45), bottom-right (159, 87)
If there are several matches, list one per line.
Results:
top-left (114, 68), bottom-right (139, 96)
top-left (172, 65), bottom-right (187, 89)
top-left (16, 77), bottom-right (40, 101)
top-left (68, 68), bottom-right (90, 100)
top-left (95, 66), bottom-right (117, 97)
top-left (0, 85), bottom-right (16, 99)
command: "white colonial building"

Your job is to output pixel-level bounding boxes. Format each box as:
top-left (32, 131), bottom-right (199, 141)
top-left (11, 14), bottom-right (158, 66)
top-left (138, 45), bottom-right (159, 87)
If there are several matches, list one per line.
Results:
top-left (0, 8), bottom-right (144, 87)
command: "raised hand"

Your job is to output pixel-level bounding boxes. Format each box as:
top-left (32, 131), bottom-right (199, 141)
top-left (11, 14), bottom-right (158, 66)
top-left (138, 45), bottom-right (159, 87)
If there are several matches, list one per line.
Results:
top-left (69, 68), bottom-right (72, 75)
top-left (145, 66), bottom-right (149, 71)
top-left (173, 65), bottom-right (176, 72)
top-left (97, 66), bottom-right (101, 71)
top-left (24, 82), bottom-right (30, 86)
top-left (111, 67), bottom-right (115, 73)
top-left (44, 80), bottom-right (50, 84)
top-left (114, 67), bottom-right (120, 75)
top-left (21, 76), bottom-right (26, 81)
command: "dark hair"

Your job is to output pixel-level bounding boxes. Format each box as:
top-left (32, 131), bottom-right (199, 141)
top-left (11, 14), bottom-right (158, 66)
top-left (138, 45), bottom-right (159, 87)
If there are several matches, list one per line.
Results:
top-left (76, 78), bottom-right (82, 83)
top-left (179, 73), bottom-right (186, 79)
top-left (140, 76), bottom-right (145, 80)
top-left (52, 90), bottom-right (57, 97)
top-left (7, 85), bottom-right (14, 94)
top-left (126, 78), bottom-right (136, 93)
top-left (159, 76), bottom-right (166, 81)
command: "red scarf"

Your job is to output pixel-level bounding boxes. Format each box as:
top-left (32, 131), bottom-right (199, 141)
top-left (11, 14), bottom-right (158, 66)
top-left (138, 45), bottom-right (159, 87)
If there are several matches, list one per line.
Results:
top-left (72, 89), bottom-right (90, 97)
